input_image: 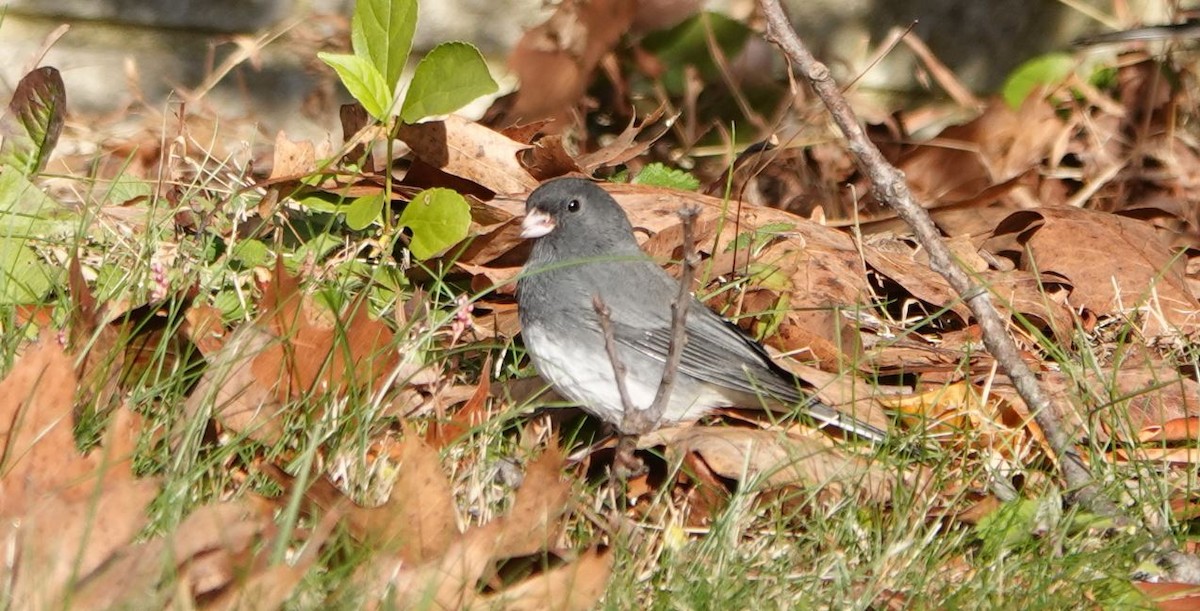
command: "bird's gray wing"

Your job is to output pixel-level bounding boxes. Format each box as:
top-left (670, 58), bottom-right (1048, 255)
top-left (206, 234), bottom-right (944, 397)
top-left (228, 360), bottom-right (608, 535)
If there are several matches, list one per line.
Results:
top-left (609, 303), bottom-right (805, 403)
top-left (609, 302), bottom-right (889, 442)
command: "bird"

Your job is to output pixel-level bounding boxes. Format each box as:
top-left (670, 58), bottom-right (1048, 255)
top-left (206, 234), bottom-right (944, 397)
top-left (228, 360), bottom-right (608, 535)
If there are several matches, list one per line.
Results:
top-left (516, 176), bottom-right (888, 442)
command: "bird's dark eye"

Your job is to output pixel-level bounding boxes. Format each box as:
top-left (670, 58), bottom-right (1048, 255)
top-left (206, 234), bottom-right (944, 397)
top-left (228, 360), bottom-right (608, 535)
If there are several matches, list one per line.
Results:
top-left (566, 199), bottom-right (581, 212)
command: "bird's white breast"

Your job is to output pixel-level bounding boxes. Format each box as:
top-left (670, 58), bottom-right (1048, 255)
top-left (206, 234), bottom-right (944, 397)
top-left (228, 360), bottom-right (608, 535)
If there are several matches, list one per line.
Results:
top-left (522, 323), bottom-right (733, 429)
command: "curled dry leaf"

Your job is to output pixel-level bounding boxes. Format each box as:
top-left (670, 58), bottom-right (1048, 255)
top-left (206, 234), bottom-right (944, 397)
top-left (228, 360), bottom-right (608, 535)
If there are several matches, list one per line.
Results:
top-left (397, 114), bottom-right (538, 195)
top-left (1132, 581), bottom-right (1200, 611)
top-left (268, 130), bottom-right (317, 180)
top-left (504, 0), bottom-right (637, 126)
top-left (885, 99), bottom-right (1064, 206)
top-left (1140, 417), bottom-right (1200, 443)
top-left (1028, 364), bottom-right (1200, 451)
top-left (862, 233), bottom-right (1074, 342)
top-left (880, 382), bottom-right (1033, 456)
top-left (986, 207), bottom-right (1200, 337)
top-left (640, 426), bottom-right (896, 504)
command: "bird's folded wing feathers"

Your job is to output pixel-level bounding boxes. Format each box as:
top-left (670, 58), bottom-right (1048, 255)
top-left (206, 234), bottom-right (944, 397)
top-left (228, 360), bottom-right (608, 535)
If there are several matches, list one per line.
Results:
top-left (609, 313), bottom-right (806, 404)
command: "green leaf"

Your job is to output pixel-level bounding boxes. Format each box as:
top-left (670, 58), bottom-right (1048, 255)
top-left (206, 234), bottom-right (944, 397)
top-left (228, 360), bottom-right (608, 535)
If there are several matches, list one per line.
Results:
top-left (213, 288), bottom-right (247, 320)
top-left (641, 12), bottom-right (752, 95)
top-left (632, 163), bottom-right (700, 191)
top-left (352, 0), bottom-right (418, 89)
top-left (1002, 52), bottom-right (1075, 109)
top-left (0, 166), bottom-right (76, 238)
top-left (400, 42), bottom-right (498, 123)
top-left (0, 66), bottom-right (66, 176)
top-left (289, 232), bottom-right (344, 268)
top-left (344, 193), bottom-right (384, 230)
top-left (397, 187), bottom-right (471, 260)
top-left (318, 52), bottom-right (392, 120)
top-left (230, 239), bottom-right (271, 268)
top-left (97, 175), bottom-right (154, 204)
top-left (0, 239), bottom-right (56, 305)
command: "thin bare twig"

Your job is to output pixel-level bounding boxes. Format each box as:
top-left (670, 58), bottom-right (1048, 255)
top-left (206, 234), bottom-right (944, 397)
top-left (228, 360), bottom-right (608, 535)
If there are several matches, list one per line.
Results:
top-left (592, 294), bottom-right (637, 427)
top-left (637, 206), bottom-right (701, 434)
top-left (592, 206), bottom-right (701, 479)
top-left (756, 0), bottom-right (1200, 582)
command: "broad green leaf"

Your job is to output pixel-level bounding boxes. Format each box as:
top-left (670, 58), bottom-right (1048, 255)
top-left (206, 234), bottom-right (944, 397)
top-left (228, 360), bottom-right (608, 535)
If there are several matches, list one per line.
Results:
top-left (213, 288), bottom-right (247, 320)
top-left (344, 193), bottom-right (383, 230)
top-left (290, 232), bottom-right (344, 266)
top-left (397, 187), bottom-right (470, 260)
top-left (318, 52), bottom-right (392, 120)
top-left (632, 163), bottom-right (700, 190)
top-left (352, 0), bottom-right (418, 89)
top-left (0, 166), bottom-right (76, 238)
top-left (97, 174), bottom-right (154, 204)
top-left (0, 66), bottom-right (66, 175)
top-left (1002, 52), bottom-right (1075, 109)
top-left (295, 192), bottom-right (345, 214)
top-left (641, 12), bottom-right (752, 95)
top-left (230, 239), bottom-right (271, 268)
top-left (400, 42), bottom-right (498, 123)
top-left (0, 240), bottom-right (57, 305)
top-left (296, 191), bottom-right (382, 230)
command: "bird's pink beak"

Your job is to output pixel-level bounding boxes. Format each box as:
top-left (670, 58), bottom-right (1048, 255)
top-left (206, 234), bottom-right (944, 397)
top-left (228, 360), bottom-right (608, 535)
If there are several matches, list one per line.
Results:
top-left (520, 209), bottom-right (555, 239)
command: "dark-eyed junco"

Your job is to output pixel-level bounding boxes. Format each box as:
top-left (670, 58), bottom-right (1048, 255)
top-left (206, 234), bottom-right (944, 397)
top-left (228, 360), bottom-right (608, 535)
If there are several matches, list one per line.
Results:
top-left (516, 177), bottom-right (887, 442)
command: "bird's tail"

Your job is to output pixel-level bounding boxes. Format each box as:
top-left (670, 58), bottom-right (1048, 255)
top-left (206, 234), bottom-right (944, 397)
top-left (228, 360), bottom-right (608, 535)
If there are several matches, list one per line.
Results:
top-left (804, 399), bottom-right (889, 444)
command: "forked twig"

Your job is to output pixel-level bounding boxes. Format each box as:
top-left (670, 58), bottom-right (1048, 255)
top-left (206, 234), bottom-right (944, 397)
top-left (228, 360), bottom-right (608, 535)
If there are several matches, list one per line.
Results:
top-left (592, 206), bottom-right (701, 478)
top-left (592, 294), bottom-right (636, 425)
top-left (756, 0), bottom-right (1200, 582)
top-left (638, 205), bottom-right (700, 433)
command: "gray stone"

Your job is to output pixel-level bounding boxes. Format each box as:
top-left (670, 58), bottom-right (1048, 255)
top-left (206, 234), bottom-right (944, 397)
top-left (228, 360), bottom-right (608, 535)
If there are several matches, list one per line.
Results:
top-left (5, 0), bottom-right (290, 33)
top-left (0, 0), bottom-right (1174, 137)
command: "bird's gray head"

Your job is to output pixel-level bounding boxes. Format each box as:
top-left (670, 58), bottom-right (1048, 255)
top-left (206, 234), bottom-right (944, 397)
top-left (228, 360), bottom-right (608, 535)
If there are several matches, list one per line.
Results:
top-left (521, 177), bottom-right (640, 256)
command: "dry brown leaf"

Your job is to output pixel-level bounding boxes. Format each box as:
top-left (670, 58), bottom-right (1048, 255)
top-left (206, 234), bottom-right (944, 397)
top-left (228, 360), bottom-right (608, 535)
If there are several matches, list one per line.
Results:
top-left (427, 355), bottom-right (493, 448)
top-left (361, 436), bottom-right (459, 563)
top-left (183, 322), bottom-right (286, 444)
top-left (494, 444), bottom-right (572, 557)
top-left (184, 301), bottom-right (230, 356)
top-left (520, 133), bottom-right (584, 180)
top-left (269, 130), bottom-right (316, 180)
top-left (505, 0), bottom-right (637, 126)
top-left (202, 503), bottom-right (337, 611)
top-left (469, 547), bottom-right (614, 611)
top-left (397, 115), bottom-right (537, 195)
top-left (881, 382), bottom-right (1032, 454)
top-left (640, 426), bottom-right (895, 504)
top-left (986, 207), bottom-right (1200, 336)
top-left (68, 257), bottom-right (125, 412)
top-left (1035, 363), bottom-right (1200, 445)
top-left (186, 262), bottom-right (400, 444)
top-left (0, 336), bottom-right (161, 608)
top-left (70, 498), bottom-right (276, 608)
top-left (365, 445), bottom-right (579, 609)
top-left (0, 335), bottom-right (83, 502)
top-left (576, 106), bottom-right (670, 171)
top-left (862, 233), bottom-right (1075, 341)
top-left (1140, 417), bottom-right (1200, 443)
top-left (892, 99), bottom-right (1063, 206)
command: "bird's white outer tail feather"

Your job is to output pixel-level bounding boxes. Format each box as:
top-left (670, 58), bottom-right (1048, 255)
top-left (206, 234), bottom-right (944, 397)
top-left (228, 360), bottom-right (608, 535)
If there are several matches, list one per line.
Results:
top-left (806, 401), bottom-right (888, 443)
